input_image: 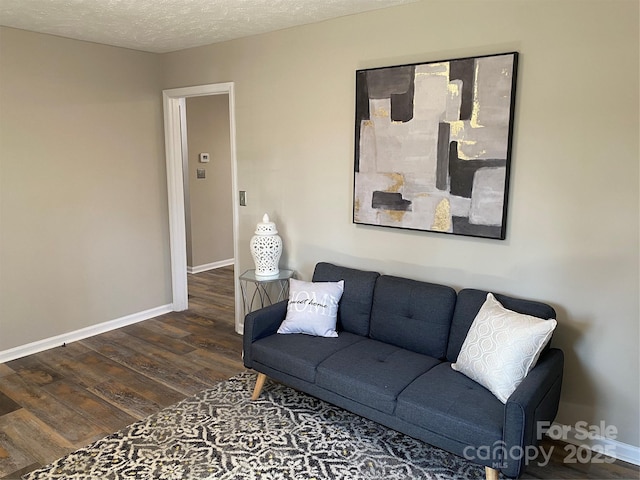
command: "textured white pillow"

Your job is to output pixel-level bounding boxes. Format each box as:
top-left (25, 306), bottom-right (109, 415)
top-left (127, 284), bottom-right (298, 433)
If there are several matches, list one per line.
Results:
top-left (451, 293), bottom-right (557, 403)
top-left (277, 278), bottom-right (344, 337)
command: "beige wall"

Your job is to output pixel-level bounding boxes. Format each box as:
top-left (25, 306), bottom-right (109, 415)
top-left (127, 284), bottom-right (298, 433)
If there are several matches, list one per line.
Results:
top-left (162, 0), bottom-right (639, 447)
top-left (185, 95), bottom-right (234, 268)
top-left (0, 27), bottom-right (171, 349)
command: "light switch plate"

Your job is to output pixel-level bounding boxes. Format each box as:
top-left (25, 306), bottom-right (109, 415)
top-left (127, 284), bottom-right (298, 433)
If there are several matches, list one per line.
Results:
top-left (199, 153), bottom-right (210, 163)
top-left (239, 191), bottom-right (247, 206)
top-left (197, 168), bottom-right (206, 179)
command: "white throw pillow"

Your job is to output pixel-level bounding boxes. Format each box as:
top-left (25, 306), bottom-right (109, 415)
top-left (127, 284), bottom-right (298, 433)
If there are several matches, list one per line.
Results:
top-left (277, 278), bottom-right (344, 337)
top-left (451, 293), bottom-right (557, 403)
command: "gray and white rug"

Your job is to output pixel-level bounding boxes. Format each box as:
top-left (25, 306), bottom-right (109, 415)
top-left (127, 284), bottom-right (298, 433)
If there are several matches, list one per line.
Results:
top-left (23, 372), bottom-right (485, 479)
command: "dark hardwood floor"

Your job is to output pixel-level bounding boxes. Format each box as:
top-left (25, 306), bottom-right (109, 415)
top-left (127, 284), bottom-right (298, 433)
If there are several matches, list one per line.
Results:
top-left (0, 265), bottom-right (637, 479)
top-left (0, 266), bottom-right (244, 479)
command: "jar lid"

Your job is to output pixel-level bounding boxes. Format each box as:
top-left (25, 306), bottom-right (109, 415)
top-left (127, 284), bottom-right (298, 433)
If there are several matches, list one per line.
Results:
top-left (255, 213), bottom-right (278, 235)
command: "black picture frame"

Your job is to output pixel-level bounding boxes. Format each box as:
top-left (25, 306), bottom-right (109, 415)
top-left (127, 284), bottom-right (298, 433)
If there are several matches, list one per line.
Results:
top-left (353, 52), bottom-right (519, 240)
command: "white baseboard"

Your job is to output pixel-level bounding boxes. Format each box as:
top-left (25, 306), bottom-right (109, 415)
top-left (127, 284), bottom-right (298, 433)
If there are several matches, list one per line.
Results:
top-left (552, 421), bottom-right (640, 466)
top-left (0, 304), bottom-right (173, 363)
top-left (187, 258), bottom-right (234, 274)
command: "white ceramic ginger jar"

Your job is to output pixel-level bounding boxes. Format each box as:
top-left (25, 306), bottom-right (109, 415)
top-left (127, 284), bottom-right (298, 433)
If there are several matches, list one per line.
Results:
top-left (250, 213), bottom-right (282, 277)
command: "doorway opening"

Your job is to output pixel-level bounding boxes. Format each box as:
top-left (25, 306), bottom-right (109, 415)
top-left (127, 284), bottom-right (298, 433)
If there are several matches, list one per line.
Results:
top-left (163, 83), bottom-right (242, 333)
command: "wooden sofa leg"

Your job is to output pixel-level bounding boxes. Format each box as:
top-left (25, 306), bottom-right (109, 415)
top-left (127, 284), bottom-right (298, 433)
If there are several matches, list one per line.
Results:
top-left (485, 466), bottom-right (499, 480)
top-left (251, 373), bottom-right (267, 400)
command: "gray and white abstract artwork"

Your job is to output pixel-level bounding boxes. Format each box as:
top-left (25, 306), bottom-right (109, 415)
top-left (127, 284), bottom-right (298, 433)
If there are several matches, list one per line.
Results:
top-left (353, 52), bottom-right (518, 239)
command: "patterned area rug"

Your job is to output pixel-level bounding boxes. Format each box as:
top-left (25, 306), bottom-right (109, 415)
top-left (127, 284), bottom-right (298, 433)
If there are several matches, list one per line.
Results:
top-left (23, 371), bottom-right (485, 479)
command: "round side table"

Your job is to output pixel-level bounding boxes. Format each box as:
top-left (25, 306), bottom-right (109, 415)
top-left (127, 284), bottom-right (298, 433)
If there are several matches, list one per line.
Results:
top-left (239, 269), bottom-right (294, 316)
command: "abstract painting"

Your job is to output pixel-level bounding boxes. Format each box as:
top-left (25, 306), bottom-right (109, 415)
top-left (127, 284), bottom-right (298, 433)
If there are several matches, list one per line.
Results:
top-left (353, 52), bottom-right (518, 239)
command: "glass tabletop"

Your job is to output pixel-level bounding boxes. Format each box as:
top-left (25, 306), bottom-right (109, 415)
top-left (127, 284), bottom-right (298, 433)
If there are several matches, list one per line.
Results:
top-left (239, 269), bottom-right (294, 282)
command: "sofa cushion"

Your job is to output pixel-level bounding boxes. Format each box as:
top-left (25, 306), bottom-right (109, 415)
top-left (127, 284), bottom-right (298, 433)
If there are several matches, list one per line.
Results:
top-left (312, 262), bottom-right (380, 336)
top-left (315, 339), bottom-right (440, 415)
top-left (396, 363), bottom-right (504, 447)
top-left (278, 279), bottom-right (344, 337)
top-left (369, 276), bottom-right (456, 359)
top-left (452, 293), bottom-right (557, 403)
top-left (446, 289), bottom-right (557, 363)
top-left (251, 332), bottom-right (364, 383)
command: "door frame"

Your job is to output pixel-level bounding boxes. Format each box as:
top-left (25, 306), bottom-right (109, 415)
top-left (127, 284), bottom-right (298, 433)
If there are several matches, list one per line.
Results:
top-left (162, 82), bottom-right (242, 333)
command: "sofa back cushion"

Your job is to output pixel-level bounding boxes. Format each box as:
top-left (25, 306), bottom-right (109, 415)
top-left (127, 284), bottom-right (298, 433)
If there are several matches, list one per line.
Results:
top-left (369, 276), bottom-right (457, 359)
top-left (446, 288), bottom-right (557, 363)
top-left (312, 262), bottom-right (380, 336)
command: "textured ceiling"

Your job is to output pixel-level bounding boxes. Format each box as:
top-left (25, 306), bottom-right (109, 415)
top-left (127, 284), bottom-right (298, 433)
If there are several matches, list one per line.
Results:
top-left (0, 0), bottom-right (418, 53)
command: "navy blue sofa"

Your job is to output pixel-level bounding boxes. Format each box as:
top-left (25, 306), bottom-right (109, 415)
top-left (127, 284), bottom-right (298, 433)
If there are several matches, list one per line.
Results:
top-left (243, 262), bottom-right (563, 479)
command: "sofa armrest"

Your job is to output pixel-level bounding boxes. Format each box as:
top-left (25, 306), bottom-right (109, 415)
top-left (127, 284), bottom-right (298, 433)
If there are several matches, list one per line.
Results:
top-left (242, 300), bottom-right (288, 368)
top-left (501, 348), bottom-right (564, 477)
